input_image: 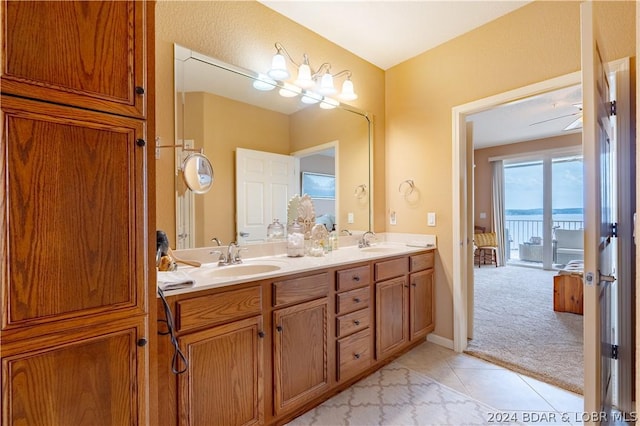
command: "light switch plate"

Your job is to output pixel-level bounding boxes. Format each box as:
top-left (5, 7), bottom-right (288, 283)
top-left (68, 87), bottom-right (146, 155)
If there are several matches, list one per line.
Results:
top-left (427, 212), bottom-right (436, 226)
top-left (348, 212), bottom-right (354, 224)
top-left (480, 212), bottom-right (487, 219)
top-left (390, 211), bottom-right (397, 225)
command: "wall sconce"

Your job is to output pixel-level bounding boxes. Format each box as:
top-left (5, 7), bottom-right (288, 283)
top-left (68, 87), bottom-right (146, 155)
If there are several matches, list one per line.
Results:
top-left (254, 42), bottom-right (358, 106)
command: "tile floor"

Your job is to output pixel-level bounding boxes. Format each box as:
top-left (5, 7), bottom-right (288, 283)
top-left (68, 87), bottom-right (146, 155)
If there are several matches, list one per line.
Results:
top-left (394, 340), bottom-right (585, 425)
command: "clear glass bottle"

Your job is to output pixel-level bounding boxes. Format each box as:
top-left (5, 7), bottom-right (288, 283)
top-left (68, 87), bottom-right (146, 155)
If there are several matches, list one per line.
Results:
top-left (286, 220), bottom-right (305, 257)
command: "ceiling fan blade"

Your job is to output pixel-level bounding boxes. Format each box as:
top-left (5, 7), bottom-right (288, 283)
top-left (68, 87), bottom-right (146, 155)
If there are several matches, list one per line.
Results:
top-left (563, 116), bottom-right (583, 131)
top-left (529, 112), bottom-right (580, 126)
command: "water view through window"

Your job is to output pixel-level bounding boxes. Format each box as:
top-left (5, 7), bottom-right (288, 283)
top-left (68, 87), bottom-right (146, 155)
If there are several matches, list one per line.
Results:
top-left (504, 155), bottom-right (584, 265)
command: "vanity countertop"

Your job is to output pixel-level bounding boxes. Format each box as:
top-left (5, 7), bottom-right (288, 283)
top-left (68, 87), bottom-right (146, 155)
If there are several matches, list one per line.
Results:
top-left (157, 235), bottom-right (436, 297)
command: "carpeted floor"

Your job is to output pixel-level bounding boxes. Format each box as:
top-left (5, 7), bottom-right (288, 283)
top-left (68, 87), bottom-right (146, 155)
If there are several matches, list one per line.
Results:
top-left (466, 265), bottom-right (584, 394)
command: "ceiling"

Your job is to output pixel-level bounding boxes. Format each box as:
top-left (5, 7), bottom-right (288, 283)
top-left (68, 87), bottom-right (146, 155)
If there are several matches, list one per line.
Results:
top-left (259, 0), bottom-right (583, 148)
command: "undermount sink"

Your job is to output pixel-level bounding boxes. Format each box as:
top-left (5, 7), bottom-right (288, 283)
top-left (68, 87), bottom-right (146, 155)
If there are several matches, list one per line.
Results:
top-left (201, 263), bottom-right (282, 278)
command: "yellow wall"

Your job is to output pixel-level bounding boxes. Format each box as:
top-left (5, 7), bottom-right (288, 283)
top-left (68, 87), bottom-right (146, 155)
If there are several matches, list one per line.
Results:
top-left (156, 0), bottom-right (635, 341)
top-left (473, 133), bottom-right (582, 231)
top-left (385, 1), bottom-right (635, 339)
top-left (155, 0), bottom-right (386, 246)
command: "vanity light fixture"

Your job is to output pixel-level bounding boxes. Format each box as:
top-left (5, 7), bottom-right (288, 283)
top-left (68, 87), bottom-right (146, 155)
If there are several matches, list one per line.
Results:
top-left (262, 42), bottom-right (358, 103)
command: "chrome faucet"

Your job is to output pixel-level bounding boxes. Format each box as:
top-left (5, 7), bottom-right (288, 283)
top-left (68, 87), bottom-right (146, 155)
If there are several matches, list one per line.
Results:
top-left (340, 229), bottom-right (352, 236)
top-left (216, 241), bottom-right (244, 266)
top-left (211, 236), bottom-right (222, 246)
top-left (359, 231), bottom-right (376, 248)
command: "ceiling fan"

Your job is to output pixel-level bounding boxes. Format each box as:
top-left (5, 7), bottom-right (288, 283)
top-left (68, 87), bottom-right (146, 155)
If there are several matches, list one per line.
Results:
top-left (530, 103), bottom-right (583, 131)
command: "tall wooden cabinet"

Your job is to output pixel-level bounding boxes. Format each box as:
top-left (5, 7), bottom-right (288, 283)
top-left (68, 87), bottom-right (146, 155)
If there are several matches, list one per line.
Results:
top-left (1, 2), bottom-right (155, 425)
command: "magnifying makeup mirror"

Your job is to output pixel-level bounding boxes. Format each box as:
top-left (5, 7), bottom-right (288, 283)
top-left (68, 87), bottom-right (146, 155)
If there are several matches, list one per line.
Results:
top-left (181, 153), bottom-right (214, 194)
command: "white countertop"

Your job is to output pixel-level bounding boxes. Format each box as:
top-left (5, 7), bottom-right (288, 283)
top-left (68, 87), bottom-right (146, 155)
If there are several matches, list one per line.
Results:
top-left (157, 234), bottom-right (436, 297)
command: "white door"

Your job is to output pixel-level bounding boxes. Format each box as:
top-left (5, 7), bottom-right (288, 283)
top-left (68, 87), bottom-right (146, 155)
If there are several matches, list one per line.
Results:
top-left (581, 2), bottom-right (616, 421)
top-left (236, 148), bottom-right (297, 244)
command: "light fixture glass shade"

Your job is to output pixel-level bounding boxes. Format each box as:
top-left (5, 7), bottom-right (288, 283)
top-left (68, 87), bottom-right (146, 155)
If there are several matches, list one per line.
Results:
top-left (253, 73), bottom-right (277, 91)
top-left (319, 97), bottom-right (339, 110)
top-left (278, 82), bottom-right (302, 98)
top-left (301, 90), bottom-right (322, 104)
top-left (294, 63), bottom-right (314, 88)
top-left (338, 79), bottom-right (358, 101)
top-left (318, 72), bottom-right (337, 95)
top-left (267, 52), bottom-right (290, 80)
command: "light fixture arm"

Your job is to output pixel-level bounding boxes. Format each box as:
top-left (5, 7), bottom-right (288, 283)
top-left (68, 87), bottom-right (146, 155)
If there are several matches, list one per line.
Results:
top-left (274, 42), bottom-right (301, 68)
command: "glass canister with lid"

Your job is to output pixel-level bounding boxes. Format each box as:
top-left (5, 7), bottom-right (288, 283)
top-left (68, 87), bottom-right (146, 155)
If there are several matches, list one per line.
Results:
top-left (266, 218), bottom-right (285, 241)
top-left (286, 220), bottom-right (305, 257)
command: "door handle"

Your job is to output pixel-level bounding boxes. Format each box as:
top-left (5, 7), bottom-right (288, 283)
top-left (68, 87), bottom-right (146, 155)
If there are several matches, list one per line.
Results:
top-left (599, 272), bottom-right (616, 283)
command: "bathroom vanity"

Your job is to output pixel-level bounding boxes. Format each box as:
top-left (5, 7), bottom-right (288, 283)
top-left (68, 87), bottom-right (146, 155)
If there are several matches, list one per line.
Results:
top-left (156, 244), bottom-right (435, 426)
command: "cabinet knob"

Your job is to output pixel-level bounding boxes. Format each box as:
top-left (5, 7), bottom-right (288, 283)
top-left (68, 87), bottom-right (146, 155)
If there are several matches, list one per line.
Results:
top-left (276, 325), bottom-right (283, 332)
top-left (136, 138), bottom-right (146, 147)
top-left (137, 338), bottom-right (148, 347)
top-left (135, 86), bottom-right (145, 95)
top-left (258, 331), bottom-right (265, 338)
top-left (354, 320), bottom-right (360, 326)
top-left (411, 282), bottom-right (417, 287)
top-left (354, 353), bottom-right (361, 359)
top-left (354, 298), bottom-right (361, 303)
top-left (353, 275), bottom-right (360, 282)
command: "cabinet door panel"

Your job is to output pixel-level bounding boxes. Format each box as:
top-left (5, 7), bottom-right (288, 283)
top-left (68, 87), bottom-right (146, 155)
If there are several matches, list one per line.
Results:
top-left (2, 1), bottom-right (146, 117)
top-left (1, 97), bottom-right (146, 331)
top-left (375, 277), bottom-right (408, 360)
top-left (273, 298), bottom-right (329, 415)
top-left (410, 269), bottom-right (435, 340)
top-left (2, 321), bottom-right (146, 426)
top-left (177, 317), bottom-right (264, 426)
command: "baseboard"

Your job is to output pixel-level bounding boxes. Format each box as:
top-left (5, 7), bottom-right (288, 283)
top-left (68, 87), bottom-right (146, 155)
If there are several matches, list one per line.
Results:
top-left (427, 333), bottom-right (454, 350)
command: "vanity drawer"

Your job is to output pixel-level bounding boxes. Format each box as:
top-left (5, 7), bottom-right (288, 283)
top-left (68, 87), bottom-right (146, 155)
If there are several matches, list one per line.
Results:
top-left (336, 308), bottom-right (370, 338)
top-left (273, 272), bottom-right (329, 307)
top-left (337, 328), bottom-right (372, 381)
top-left (410, 252), bottom-right (435, 272)
top-left (336, 265), bottom-right (370, 292)
top-left (176, 286), bottom-right (262, 332)
top-left (375, 257), bottom-right (408, 281)
top-left (336, 287), bottom-right (370, 315)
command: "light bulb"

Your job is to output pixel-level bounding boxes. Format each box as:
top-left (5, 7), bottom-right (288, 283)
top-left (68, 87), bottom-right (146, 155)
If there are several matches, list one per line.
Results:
top-left (338, 79), bottom-right (358, 101)
top-left (267, 52), bottom-right (290, 80)
top-left (318, 72), bottom-right (337, 95)
top-left (319, 97), bottom-right (339, 110)
top-left (301, 90), bottom-right (322, 104)
top-left (253, 73), bottom-right (277, 91)
top-left (278, 83), bottom-right (302, 98)
top-left (294, 63), bottom-right (314, 88)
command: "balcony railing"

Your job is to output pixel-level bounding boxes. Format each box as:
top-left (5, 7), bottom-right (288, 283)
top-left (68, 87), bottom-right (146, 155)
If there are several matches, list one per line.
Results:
top-left (505, 219), bottom-right (584, 261)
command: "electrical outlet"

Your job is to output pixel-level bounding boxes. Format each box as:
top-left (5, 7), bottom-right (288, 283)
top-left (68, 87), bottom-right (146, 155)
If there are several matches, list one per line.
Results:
top-left (348, 212), bottom-right (354, 224)
top-left (480, 212), bottom-right (487, 219)
top-left (427, 212), bottom-right (436, 226)
top-left (390, 211), bottom-right (397, 225)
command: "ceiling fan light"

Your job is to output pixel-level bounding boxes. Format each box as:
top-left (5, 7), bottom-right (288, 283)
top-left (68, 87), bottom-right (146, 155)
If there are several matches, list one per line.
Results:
top-left (278, 82), bottom-right (302, 98)
top-left (253, 73), bottom-right (277, 91)
top-left (294, 63), bottom-right (314, 88)
top-left (267, 52), bottom-right (290, 80)
top-left (318, 72), bottom-right (337, 95)
top-left (338, 79), bottom-right (358, 101)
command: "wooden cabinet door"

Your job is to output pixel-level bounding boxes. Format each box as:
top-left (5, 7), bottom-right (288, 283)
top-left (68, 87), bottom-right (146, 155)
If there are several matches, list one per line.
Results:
top-left (1, 0), bottom-right (147, 118)
top-left (375, 276), bottom-right (409, 360)
top-left (409, 269), bottom-right (435, 340)
top-left (177, 317), bottom-right (264, 426)
top-left (273, 298), bottom-right (329, 415)
top-left (1, 96), bottom-right (146, 339)
top-left (1, 318), bottom-right (148, 426)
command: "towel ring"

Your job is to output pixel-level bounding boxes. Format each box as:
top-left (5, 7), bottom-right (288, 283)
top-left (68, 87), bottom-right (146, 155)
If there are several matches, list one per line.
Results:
top-left (398, 179), bottom-right (415, 195)
top-left (354, 184), bottom-right (367, 199)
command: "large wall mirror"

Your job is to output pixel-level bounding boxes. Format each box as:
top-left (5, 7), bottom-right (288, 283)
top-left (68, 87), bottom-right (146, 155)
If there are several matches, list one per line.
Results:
top-left (173, 45), bottom-right (372, 248)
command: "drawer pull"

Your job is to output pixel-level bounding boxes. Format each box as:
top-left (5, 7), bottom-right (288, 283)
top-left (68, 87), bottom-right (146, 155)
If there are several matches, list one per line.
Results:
top-left (137, 338), bottom-right (148, 347)
top-left (354, 320), bottom-right (360, 326)
top-left (354, 297), bottom-right (361, 303)
top-left (411, 282), bottom-right (417, 287)
top-left (258, 331), bottom-right (265, 338)
top-left (353, 275), bottom-right (360, 282)
top-left (354, 353), bottom-right (361, 359)
top-left (276, 325), bottom-right (283, 332)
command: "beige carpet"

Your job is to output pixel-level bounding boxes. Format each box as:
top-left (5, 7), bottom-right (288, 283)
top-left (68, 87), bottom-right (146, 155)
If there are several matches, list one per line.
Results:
top-left (466, 265), bottom-right (584, 394)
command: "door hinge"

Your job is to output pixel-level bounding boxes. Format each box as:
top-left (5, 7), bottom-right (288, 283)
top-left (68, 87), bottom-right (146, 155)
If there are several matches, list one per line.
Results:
top-left (611, 344), bottom-right (619, 360)
top-left (611, 222), bottom-right (618, 238)
top-left (610, 100), bottom-right (617, 116)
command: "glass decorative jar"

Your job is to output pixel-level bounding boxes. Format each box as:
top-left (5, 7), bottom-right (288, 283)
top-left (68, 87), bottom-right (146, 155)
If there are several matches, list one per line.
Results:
top-left (286, 220), bottom-right (305, 257)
